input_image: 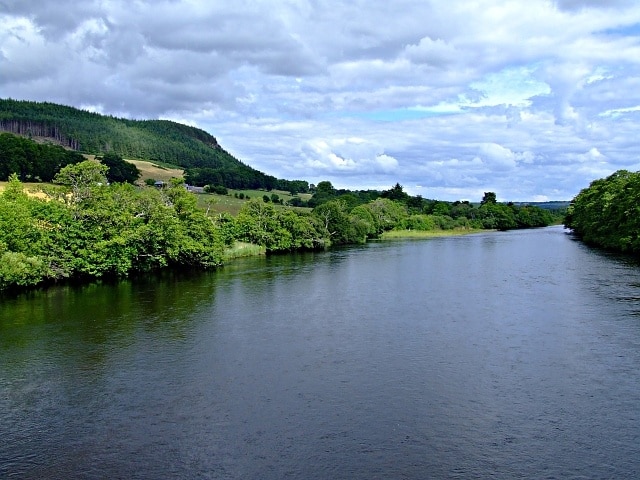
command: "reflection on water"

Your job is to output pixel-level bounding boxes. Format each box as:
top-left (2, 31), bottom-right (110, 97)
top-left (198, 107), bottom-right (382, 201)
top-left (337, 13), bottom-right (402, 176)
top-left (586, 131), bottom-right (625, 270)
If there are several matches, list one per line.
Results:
top-left (1, 227), bottom-right (640, 479)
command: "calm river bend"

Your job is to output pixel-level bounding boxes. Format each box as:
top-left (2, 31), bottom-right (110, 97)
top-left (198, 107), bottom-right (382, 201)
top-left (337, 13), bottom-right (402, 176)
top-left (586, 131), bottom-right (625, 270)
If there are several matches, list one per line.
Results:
top-left (1, 226), bottom-right (639, 479)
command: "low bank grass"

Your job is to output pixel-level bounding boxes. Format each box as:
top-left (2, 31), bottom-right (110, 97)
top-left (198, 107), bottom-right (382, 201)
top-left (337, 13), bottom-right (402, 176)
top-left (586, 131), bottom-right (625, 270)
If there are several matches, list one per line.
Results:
top-left (381, 228), bottom-right (484, 239)
top-left (223, 241), bottom-right (266, 260)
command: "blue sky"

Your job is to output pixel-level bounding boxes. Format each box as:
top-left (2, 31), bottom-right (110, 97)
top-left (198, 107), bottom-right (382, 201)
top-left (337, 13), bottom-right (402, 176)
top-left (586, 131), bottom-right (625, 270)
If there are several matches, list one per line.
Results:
top-left (2, 0), bottom-right (640, 201)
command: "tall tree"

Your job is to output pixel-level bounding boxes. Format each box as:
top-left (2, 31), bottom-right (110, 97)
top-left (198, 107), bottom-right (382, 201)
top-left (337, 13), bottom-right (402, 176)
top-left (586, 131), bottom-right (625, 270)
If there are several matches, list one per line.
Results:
top-left (481, 192), bottom-right (497, 205)
top-left (100, 152), bottom-right (141, 184)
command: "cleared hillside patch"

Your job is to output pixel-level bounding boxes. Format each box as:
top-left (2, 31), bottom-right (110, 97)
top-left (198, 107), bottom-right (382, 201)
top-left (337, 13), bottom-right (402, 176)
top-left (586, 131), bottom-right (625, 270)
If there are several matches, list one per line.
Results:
top-left (127, 159), bottom-right (184, 183)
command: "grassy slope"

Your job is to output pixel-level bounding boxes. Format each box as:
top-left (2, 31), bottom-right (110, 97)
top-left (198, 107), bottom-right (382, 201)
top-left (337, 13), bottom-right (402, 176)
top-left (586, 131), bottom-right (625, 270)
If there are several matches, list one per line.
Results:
top-left (128, 159), bottom-right (184, 183)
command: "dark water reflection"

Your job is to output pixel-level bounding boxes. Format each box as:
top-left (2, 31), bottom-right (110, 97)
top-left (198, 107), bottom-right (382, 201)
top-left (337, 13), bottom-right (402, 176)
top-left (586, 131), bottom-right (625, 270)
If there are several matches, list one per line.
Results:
top-left (1, 227), bottom-right (639, 479)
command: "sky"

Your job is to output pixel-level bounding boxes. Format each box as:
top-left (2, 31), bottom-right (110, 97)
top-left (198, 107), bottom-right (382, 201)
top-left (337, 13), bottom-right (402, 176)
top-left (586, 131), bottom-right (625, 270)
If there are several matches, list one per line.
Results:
top-left (2, 0), bottom-right (640, 201)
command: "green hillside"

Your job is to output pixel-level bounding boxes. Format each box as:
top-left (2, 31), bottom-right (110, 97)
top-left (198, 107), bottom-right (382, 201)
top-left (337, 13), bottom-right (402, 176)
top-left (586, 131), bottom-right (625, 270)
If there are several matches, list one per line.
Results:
top-left (0, 98), bottom-right (308, 192)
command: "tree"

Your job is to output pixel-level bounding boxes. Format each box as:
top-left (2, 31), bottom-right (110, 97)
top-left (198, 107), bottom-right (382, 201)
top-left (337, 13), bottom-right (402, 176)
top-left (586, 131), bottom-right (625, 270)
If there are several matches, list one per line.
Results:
top-left (53, 160), bottom-right (108, 204)
top-left (565, 170), bottom-right (640, 253)
top-left (315, 181), bottom-right (335, 195)
top-left (235, 199), bottom-right (283, 250)
top-left (479, 203), bottom-right (517, 230)
top-left (363, 198), bottom-right (408, 234)
top-left (308, 180), bottom-right (337, 207)
top-left (100, 152), bottom-right (141, 184)
top-left (381, 183), bottom-right (409, 202)
top-left (481, 192), bottom-right (497, 205)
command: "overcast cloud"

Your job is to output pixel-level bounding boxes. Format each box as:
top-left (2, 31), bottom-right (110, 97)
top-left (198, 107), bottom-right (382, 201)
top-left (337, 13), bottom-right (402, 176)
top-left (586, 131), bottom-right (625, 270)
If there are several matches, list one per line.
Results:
top-left (2, 0), bottom-right (640, 201)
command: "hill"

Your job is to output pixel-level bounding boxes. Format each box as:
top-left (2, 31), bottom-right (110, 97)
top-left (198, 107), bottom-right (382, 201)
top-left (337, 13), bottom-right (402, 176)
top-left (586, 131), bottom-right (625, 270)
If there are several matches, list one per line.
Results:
top-left (0, 98), bottom-right (308, 193)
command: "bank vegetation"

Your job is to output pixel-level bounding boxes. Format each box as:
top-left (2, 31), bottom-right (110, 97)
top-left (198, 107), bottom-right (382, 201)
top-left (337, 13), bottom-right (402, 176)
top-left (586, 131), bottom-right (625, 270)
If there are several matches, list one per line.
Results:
top-left (0, 159), bottom-right (558, 291)
top-left (565, 169), bottom-right (640, 255)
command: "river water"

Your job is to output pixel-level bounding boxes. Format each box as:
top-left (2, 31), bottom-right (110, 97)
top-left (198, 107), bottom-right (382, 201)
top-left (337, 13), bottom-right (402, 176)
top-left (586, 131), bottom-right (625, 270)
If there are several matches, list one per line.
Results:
top-left (1, 226), bottom-right (639, 479)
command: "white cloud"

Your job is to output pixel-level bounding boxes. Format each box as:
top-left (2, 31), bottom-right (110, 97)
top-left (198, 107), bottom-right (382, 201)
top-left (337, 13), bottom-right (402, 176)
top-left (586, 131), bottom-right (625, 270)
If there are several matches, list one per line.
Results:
top-left (3, 0), bottom-right (640, 200)
top-left (404, 37), bottom-right (457, 67)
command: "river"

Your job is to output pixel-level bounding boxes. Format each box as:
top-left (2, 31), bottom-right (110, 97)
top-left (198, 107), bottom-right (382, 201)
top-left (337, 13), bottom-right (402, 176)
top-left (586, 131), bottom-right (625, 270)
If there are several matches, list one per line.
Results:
top-left (1, 226), bottom-right (639, 479)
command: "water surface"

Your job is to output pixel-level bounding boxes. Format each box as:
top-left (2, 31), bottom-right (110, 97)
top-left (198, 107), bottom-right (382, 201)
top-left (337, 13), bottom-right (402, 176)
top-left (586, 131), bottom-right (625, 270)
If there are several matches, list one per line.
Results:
top-left (1, 226), bottom-right (639, 478)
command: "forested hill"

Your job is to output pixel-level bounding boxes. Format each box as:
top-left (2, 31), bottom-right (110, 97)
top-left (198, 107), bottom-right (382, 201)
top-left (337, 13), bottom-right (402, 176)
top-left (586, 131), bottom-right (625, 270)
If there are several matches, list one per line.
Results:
top-left (0, 98), bottom-right (304, 191)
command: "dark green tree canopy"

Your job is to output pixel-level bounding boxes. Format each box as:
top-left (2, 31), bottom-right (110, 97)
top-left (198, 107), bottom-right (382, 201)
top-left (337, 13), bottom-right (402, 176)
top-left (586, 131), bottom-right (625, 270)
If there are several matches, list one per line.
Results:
top-left (381, 183), bottom-right (409, 202)
top-left (100, 152), bottom-right (141, 184)
top-left (0, 132), bottom-right (84, 182)
top-left (565, 169), bottom-right (640, 254)
top-left (481, 192), bottom-right (497, 205)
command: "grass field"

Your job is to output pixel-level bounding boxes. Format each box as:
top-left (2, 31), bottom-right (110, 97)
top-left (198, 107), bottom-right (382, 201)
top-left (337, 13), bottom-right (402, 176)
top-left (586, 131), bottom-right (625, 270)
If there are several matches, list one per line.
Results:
top-left (128, 159), bottom-right (184, 183)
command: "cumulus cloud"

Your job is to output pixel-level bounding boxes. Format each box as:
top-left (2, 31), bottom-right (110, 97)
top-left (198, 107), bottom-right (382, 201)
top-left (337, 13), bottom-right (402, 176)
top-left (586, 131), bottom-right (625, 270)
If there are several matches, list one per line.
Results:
top-left (2, 0), bottom-right (640, 200)
top-left (404, 37), bottom-right (457, 67)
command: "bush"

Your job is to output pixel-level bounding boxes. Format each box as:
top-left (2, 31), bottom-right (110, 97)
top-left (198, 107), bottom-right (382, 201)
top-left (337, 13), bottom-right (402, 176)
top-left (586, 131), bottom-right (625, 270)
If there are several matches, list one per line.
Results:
top-left (0, 251), bottom-right (49, 289)
top-left (205, 184), bottom-right (229, 195)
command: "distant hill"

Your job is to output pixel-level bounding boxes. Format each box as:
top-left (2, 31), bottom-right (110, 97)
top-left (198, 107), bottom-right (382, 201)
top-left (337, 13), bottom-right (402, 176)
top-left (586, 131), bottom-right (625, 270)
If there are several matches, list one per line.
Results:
top-left (0, 98), bottom-right (308, 192)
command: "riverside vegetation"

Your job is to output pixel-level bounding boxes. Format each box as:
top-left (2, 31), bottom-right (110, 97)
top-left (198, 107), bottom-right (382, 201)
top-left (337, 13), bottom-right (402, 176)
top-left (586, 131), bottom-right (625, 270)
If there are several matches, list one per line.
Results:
top-left (564, 169), bottom-right (640, 255)
top-left (0, 160), bottom-right (556, 291)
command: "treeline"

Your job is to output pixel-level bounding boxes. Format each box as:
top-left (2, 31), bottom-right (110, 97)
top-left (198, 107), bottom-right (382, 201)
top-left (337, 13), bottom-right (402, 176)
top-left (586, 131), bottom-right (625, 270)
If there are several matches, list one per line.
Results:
top-left (0, 99), bottom-right (308, 193)
top-left (0, 163), bottom-right (555, 291)
top-left (303, 182), bottom-right (555, 231)
top-left (0, 134), bottom-right (141, 184)
top-left (0, 133), bottom-right (85, 181)
top-left (564, 169), bottom-right (640, 254)
top-left (184, 167), bottom-right (309, 193)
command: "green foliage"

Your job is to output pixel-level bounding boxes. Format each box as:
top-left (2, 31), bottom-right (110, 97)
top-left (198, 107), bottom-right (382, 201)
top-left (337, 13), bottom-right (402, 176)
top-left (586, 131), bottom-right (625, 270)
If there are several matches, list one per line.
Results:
top-left (403, 214), bottom-right (437, 231)
top-left (54, 160), bottom-right (109, 204)
top-left (362, 198), bottom-right (408, 234)
top-left (0, 174), bottom-right (224, 290)
top-left (0, 132), bottom-right (84, 181)
top-left (235, 199), bottom-right (323, 252)
top-left (565, 170), bottom-right (640, 253)
top-left (481, 192), bottom-right (497, 205)
top-left (479, 203), bottom-right (517, 230)
top-left (100, 152), bottom-right (141, 183)
top-left (350, 205), bottom-right (377, 238)
top-left (430, 201), bottom-right (452, 216)
top-left (0, 251), bottom-right (48, 289)
top-left (205, 184), bottom-right (229, 195)
top-left (307, 180), bottom-right (382, 208)
top-left (381, 182), bottom-right (409, 202)
top-left (288, 196), bottom-right (304, 207)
